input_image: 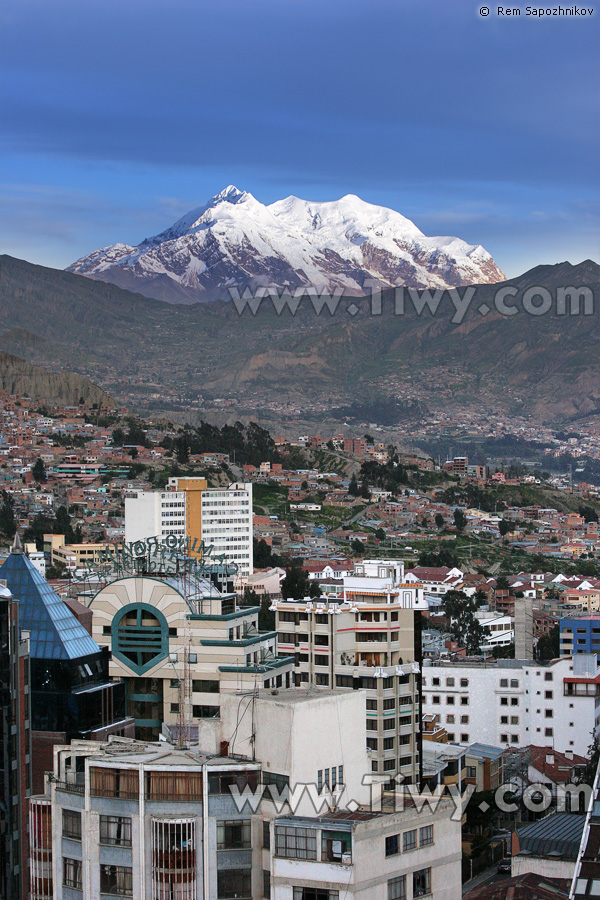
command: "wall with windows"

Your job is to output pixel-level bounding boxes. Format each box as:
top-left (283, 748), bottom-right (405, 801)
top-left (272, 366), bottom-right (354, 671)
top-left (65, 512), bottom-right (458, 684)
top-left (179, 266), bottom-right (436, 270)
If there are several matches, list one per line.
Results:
top-left (422, 657), bottom-right (600, 756)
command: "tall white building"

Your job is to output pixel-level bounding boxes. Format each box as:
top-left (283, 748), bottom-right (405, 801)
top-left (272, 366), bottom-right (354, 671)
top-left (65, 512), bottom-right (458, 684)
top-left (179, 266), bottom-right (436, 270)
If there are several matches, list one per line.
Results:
top-left (125, 481), bottom-right (253, 577)
top-left (201, 482), bottom-right (253, 577)
top-left (422, 653), bottom-right (600, 757)
top-left (125, 488), bottom-right (187, 542)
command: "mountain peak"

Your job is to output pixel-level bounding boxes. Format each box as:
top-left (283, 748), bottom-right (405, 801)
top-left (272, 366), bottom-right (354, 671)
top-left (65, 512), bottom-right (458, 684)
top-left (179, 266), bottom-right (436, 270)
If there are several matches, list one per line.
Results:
top-left (67, 188), bottom-right (506, 302)
top-left (212, 185), bottom-right (248, 205)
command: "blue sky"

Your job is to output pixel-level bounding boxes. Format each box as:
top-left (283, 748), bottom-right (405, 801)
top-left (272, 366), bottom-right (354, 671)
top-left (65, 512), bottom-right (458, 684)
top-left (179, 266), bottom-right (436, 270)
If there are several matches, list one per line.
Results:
top-left (1, 0), bottom-right (598, 277)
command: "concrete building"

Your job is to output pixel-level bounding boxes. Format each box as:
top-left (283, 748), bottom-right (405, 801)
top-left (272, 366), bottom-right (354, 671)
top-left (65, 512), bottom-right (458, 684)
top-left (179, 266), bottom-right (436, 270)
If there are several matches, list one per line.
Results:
top-left (560, 616), bottom-right (600, 660)
top-left (125, 480), bottom-right (254, 577)
top-left (273, 560), bottom-right (426, 785)
top-left (30, 683), bottom-right (463, 900)
top-left (463, 743), bottom-right (505, 793)
top-left (422, 654), bottom-right (600, 756)
top-left (89, 570), bottom-right (294, 742)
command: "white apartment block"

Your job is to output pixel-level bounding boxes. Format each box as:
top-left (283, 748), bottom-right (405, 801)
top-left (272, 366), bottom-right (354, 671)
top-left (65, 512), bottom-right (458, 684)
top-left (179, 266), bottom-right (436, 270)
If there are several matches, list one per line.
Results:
top-left (273, 560), bottom-right (427, 785)
top-left (201, 482), bottom-right (253, 577)
top-left (422, 653), bottom-right (600, 757)
top-left (124, 489), bottom-right (187, 541)
top-left (124, 481), bottom-right (253, 577)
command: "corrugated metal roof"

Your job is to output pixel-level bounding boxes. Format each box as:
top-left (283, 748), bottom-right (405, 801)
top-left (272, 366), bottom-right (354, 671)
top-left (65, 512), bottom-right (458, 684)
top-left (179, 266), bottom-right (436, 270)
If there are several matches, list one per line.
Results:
top-left (517, 812), bottom-right (585, 860)
top-left (0, 549), bottom-right (101, 661)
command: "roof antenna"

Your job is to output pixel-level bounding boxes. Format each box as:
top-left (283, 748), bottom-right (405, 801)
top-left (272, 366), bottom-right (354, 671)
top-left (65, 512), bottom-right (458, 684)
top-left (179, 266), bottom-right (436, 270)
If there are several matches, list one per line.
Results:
top-left (11, 532), bottom-right (23, 555)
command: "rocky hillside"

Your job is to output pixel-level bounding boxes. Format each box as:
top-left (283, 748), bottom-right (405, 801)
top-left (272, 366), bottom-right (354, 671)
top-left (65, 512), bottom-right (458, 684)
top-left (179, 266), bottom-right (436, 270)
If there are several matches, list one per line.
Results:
top-left (0, 350), bottom-right (115, 408)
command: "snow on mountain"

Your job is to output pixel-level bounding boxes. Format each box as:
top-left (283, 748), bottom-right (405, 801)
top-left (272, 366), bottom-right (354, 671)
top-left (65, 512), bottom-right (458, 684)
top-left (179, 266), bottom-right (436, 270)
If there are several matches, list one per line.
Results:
top-left (67, 186), bottom-right (506, 303)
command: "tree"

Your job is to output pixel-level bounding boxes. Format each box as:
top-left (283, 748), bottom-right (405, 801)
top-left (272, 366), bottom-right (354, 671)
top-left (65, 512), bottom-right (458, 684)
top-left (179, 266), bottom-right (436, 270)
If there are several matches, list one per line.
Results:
top-left (435, 513), bottom-right (444, 530)
top-left (419, 545), bottom-right (460, 568)
top-left (499, 519), bottom-right (510, 537)
top-left (0, 491), bottom-right (16, 539)
top-left (351, 538), bottom-right (365, 556)
top-left (375, 528), bottom-right (386, 542)
top-left (442, 590), bottom-right (484, 655)
top-left (348, 474), bottom-right (359, 497)
top-left (359, 481), bottom-right (371, 500)
top-left (281, 563), bottom-right (321, 601)
top-left (32, 458), bottom-right (47, 483)
top-left (453, 508), bottom-right (467, 532)
top-left (364, 433), bottom-right (374, 444)
top-left (536, 624), bottom-right (560, 661)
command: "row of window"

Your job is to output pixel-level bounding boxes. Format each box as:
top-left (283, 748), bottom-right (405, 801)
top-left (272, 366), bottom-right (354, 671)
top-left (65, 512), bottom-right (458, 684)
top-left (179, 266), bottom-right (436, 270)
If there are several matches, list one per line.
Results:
top-left (427, 695), bottom-right (470, 706)
top-left (63, 860), bottom-right (132, 895)
top-left (385, 826), bottom-right (433, 857)
top-left (317, 766), bottom-right (344, 793)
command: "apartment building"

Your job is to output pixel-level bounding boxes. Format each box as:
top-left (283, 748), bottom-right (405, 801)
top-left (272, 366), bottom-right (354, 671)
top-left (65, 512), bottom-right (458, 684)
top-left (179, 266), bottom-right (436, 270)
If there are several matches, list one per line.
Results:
top-left (30, 682), bottom-right (462, 900)
top-left (561, 616), bottom-right (600, 658)
top-left (422, 654), bottom-right (600, 756)
top-left (200, 482), bottom-right (253, 577)
top-left (125, 480), bottom-right (254, 577)
top-left (273, 560), bottom-right (426, 785)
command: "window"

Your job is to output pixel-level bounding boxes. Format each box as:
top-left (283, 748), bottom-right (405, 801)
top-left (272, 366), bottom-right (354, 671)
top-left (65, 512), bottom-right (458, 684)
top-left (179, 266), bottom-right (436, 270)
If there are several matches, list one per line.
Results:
top-left (315, 673), bottom-right (329, 686)
top-left (466, 766), bottom-right (477, 778)
top-left (315, 634), bottom-right (329, 645)
top-left (446, 714), bottom-right (455, 724)
top-left (432, 695), bottom-right (440, 705)
top-left (500, 697), bottom-right (508, 706)
top-left (500, 678), bottom-right (508, 687)
top-left (510, 698), bottom-right (518, 706)
top-left (192, 679), bottom-right (219, 693)
top-left (419, 825), bottom-right (433, 846)
top-left (460, 696), bottom-right (469, 706)
top-left (218, 869), bottom-right (252, 899)
top-left (321, 829), bottom-right (352, 862)
top-left (461, 733), bottom-right (469, 742)
top-left (403, 829), bottom-right (417, 852)
top-left (217, 819), bottom-right (251, 850)
top-left (446, 677), bottom-right (455, 687)
top-left (545, 709), bottom-right (553, 718)
top-left (545, 690), bottom-right (553, 699)
top-left (545, 727), bottom-right (554, 737)
top-left (460, 678), bottom-right (469, 687)
top-left (100, 816), bottom-right (131, 847)
top-left (500, 733), bottom-right (508, 743)
top-left (367, 737), bottom-right (378, 750)
top-left (545, 672), bottom-right (553, 681)
top-left (500, 715), bottom-right (508, 724)
top-left (263, 821), bottom-right (271, 850)
top-left (383, 737), bottom-right (394, 750)
top-left (384, 698), bottom-right (396, 711)
top-left (446, 696), bottom-right (455, 705)
top-left (90, 767), bottom-right (139, 799)
top-left (388, 875), bottom-right (407, 900)
top-left (62, 809), bottom-right (82, 841)
top-left (275, 825), bottom-right (317, 860)
top-left (193, 704), bottom-right (219, 719)
top-left (460, 715), bottom-right (469, 724)
top-left (293, 890), bottom-right (339, 900)
top-left (510, 679), bottom-right (518, 688)
top-left (510, 716), bottom-right (519, 725)
top-left (432, 677), bottom-right (440, 686)
top-left (263, 869), bottom-right (271, 898)
top-left (63, 857), bottom-right (82, 890)
top-left (367, 698), bottom-right (378, 710)
top-left (99, 864), bottom-right (133, 897)
top-left (413, 868), bottom-right (431, 897)
top-left (385, 833), bottom-right (399, 857)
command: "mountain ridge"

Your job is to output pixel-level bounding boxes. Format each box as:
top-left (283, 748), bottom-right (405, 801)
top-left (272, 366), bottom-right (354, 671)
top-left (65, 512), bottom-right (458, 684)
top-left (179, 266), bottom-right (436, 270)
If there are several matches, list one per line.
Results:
top-left (1, 254), bottom-right (598, 427)
top-left (67, 186), bottom-right (506, 303)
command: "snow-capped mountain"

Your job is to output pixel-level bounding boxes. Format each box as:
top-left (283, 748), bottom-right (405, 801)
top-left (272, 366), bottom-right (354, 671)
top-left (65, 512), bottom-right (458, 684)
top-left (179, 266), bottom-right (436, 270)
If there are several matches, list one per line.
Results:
top-left (67, 186), bottom-right (506, 303)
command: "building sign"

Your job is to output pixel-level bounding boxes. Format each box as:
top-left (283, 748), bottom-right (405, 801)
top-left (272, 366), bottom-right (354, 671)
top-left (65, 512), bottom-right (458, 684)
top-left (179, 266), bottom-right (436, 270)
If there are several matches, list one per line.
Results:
top-left (79, 535), bottom-right (237, 579)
